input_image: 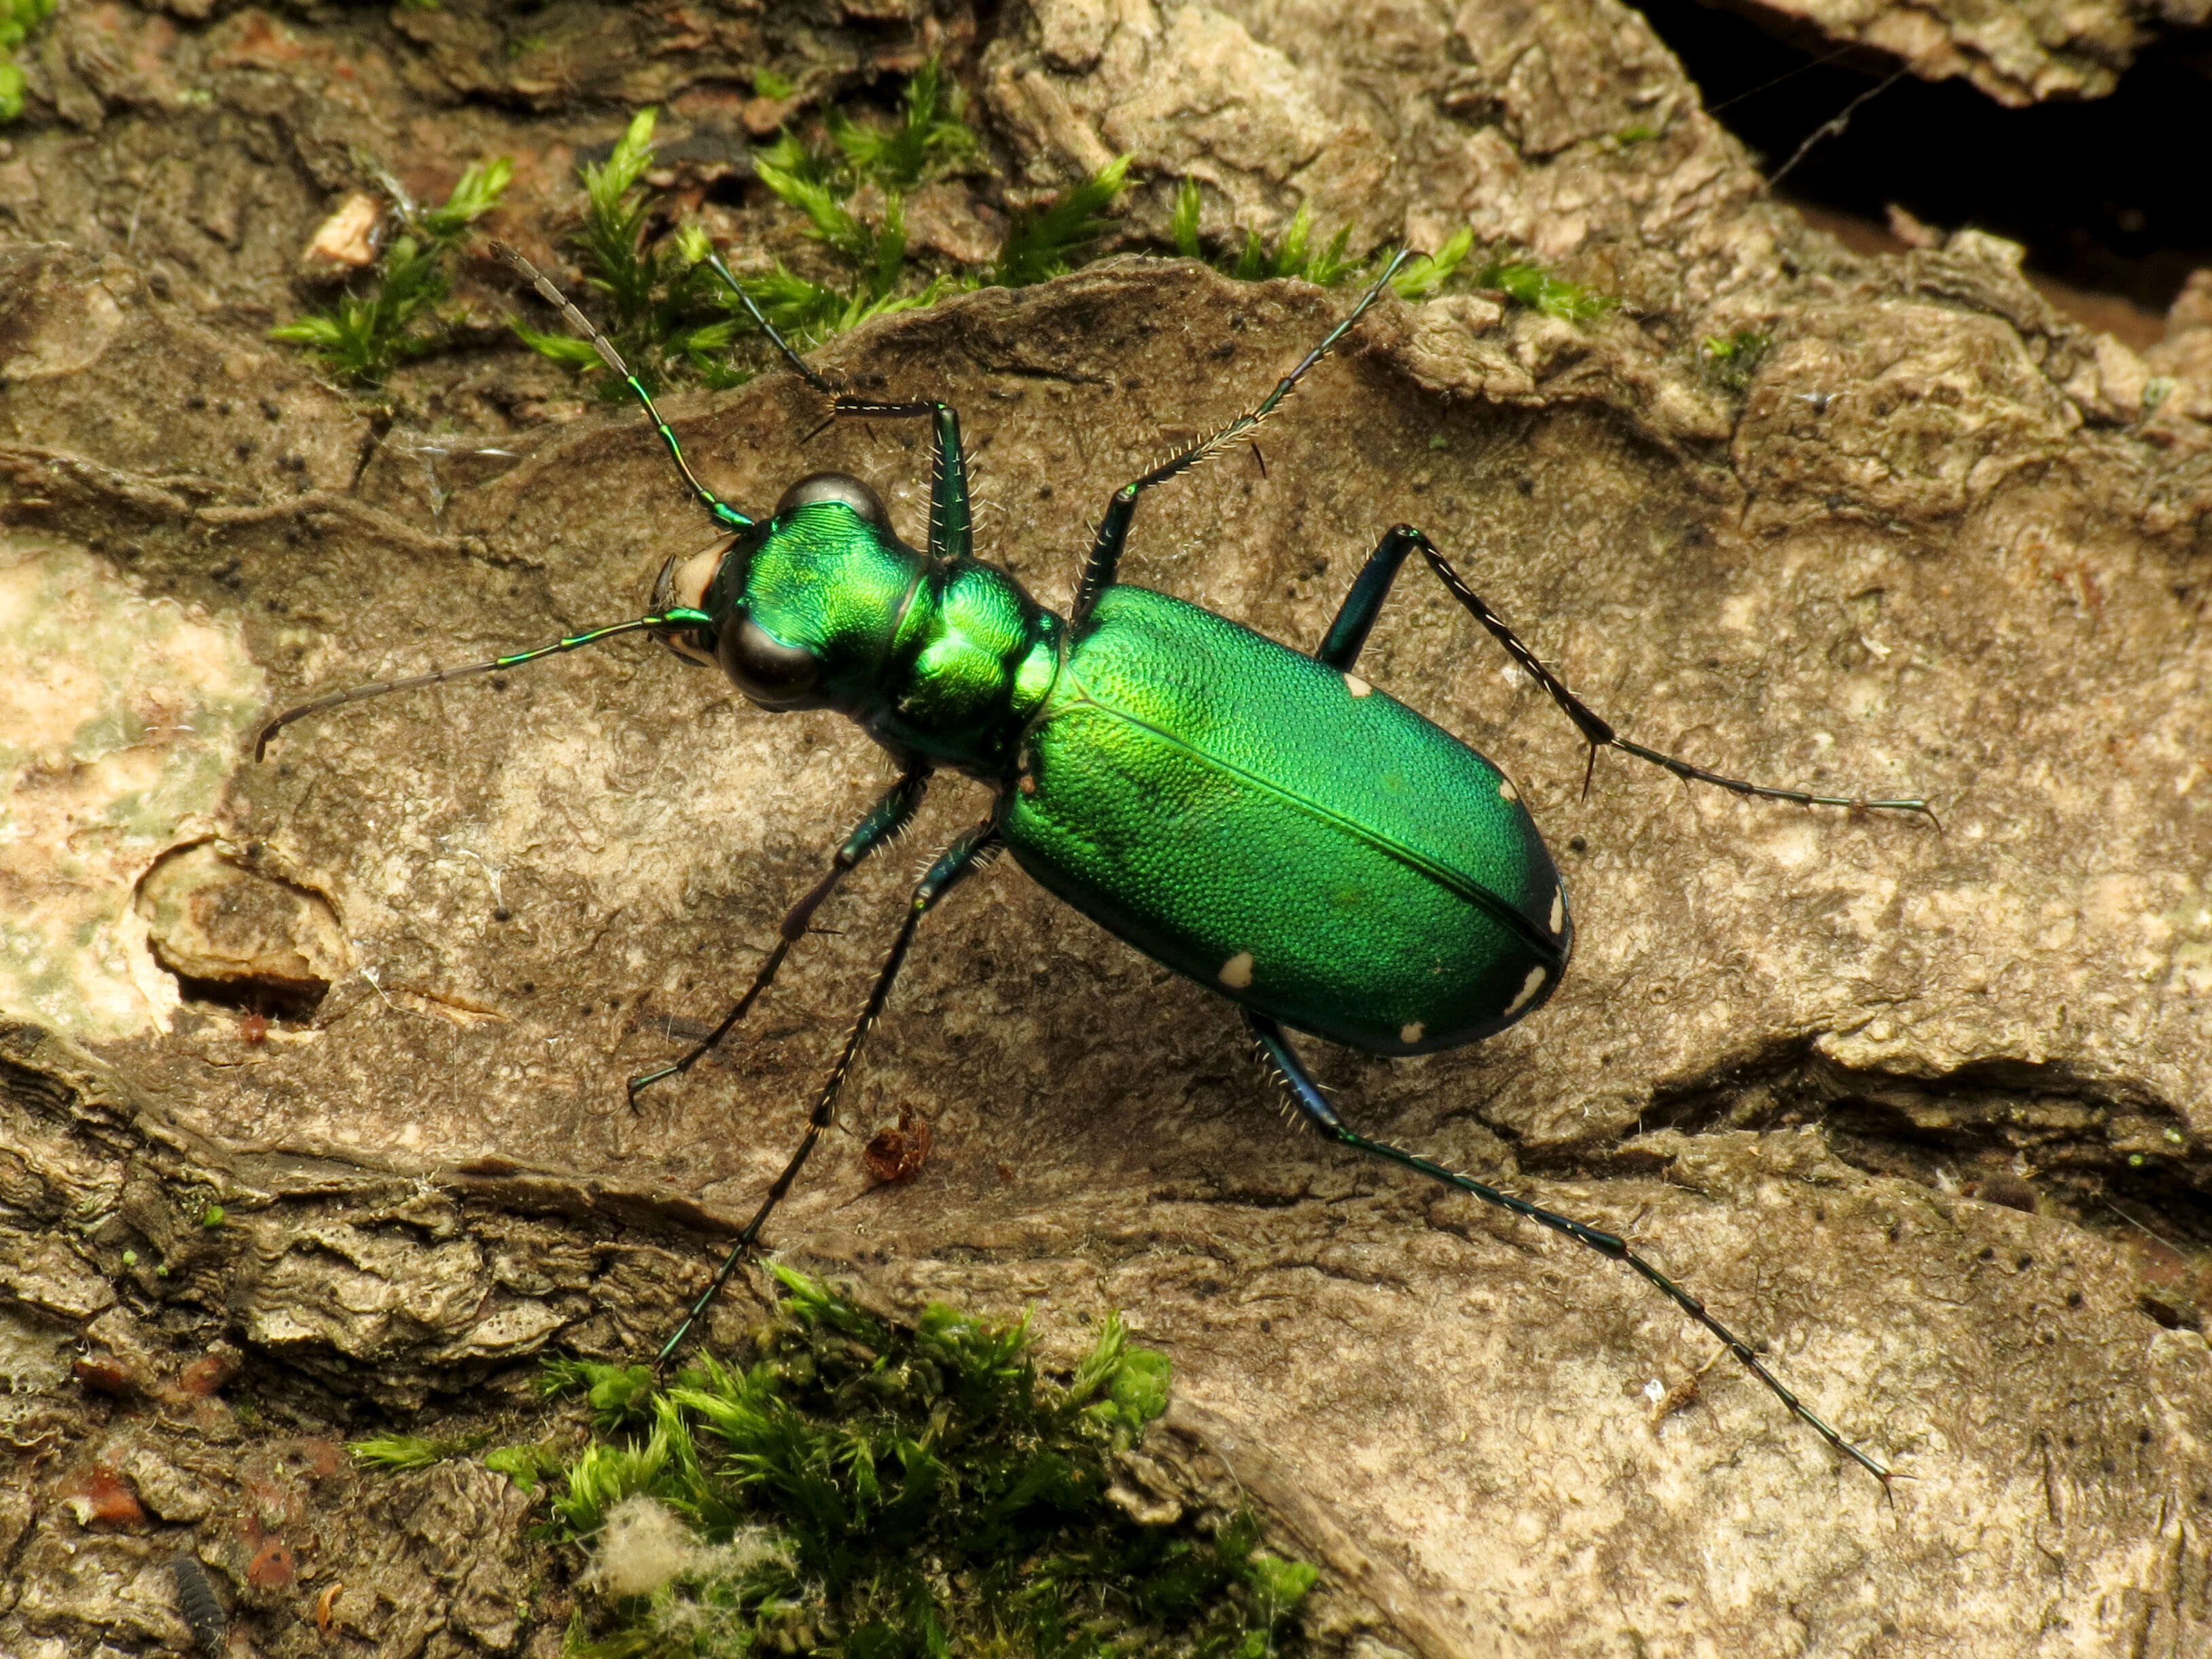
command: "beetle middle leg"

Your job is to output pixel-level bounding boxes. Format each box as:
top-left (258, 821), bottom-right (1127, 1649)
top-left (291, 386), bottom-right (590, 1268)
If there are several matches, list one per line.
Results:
top-left (1243, 1010), bottom-right (1891, 1485)
top-left (656, 820), bottom-right (1002, 1368)
top-left (1319, 525), bottom-right (1935, 819)
top-left (628, 762), bottom-right (934, 1101)
top-left (1068, 252), bottom-right (1412, 624)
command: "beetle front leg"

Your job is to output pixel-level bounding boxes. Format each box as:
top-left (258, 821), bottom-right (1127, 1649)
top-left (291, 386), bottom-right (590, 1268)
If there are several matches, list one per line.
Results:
top-left (695, 251), bottom-right (972, 562)
top-left (807, 397), bottom-right (972, 563)
top-left (1071, 254), bottom-right (1411, 624)
top-left (628, 763), bottom-right (933, 1103)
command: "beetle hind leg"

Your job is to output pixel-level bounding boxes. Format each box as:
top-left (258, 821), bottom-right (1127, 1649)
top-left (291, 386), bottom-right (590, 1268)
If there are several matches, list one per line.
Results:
top-left (1244, 1010), bottom-right (1893, 1487)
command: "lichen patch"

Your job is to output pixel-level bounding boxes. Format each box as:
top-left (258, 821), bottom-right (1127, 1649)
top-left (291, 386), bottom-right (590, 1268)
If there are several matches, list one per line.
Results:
top-left (0, 539), bottom-right (266, 1039)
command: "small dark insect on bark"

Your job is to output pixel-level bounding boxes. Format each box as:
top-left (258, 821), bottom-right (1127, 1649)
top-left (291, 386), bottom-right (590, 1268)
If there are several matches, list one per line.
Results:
top-left (171, 1554), bottom-right (228, 1658)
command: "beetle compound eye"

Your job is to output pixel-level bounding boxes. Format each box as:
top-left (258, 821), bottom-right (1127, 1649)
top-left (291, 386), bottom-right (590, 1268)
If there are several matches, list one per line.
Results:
top-left (719, 616), bottom-right (823, 707)
top-left (775, 472), bottom-right (889, 525)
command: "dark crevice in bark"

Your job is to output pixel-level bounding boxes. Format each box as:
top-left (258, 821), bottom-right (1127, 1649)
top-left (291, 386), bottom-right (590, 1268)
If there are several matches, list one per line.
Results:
top-left (1636, 0), bottom-right (2212, 311)
top-left (1639, 1043), bottom-right (2212, 1252)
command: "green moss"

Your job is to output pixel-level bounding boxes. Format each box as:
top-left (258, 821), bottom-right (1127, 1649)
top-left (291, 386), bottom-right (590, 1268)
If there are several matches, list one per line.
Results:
top-left (823, 58), bottom-right (978, 193)
top-left (0, 0), bottom-right (55, 123)
top-left (507, 109), bottom-right (727, 392)
top-left (1168, 179), bottom-right (1361, 289)
top-left (351, 1433), bottom-right (470, 1471)
top-left (297, 58), bottom-right (1610, 401)
top-left (1472, 256), bottom-right (1618, 322)
top-left (534, 1268), bottom-right (1315, 1659)
top-left (523, 75), bottom-right (1132, 394)
top-left (519, 81), bottom-right (982, 391)
top-left (1166, 190), bottom-right (1619, 327)
top-left (990, 155), bottom-right (1133, 288)
top-left (1396, 229), bottom-right (1477, 300)
top-left (486, 1443), bottom-right (567, 1493)
top-left (270, 158), bottom-right (513, 386)
top-left (1699, 329), bottom-right (1773, 391)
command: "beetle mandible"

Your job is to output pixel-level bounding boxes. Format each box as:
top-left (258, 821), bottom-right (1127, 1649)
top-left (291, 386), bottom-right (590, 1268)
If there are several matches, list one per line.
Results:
top-left (258, 243), bottom-right (1932, 1486)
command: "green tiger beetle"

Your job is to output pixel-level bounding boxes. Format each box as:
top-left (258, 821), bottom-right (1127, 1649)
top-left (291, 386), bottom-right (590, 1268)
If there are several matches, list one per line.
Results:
top-left (259, 242), bottom-right (1933, 1487)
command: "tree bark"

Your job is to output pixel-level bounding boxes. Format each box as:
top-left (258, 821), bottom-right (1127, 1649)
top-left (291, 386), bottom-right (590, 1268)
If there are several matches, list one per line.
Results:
top-left (3, 1), bottom-right (2211, 1654)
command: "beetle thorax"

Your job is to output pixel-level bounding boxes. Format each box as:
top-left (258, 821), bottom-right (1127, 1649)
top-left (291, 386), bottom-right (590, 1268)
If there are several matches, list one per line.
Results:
top-left (870, 559), bottom-right (1063, 777)
top-left (666, 488), bottom-right (1060, 781)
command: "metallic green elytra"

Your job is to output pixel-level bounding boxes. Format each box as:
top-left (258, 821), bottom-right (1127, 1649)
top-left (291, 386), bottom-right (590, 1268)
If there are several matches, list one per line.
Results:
top-left (1005, 586), bottom-right (1567, 1055)
top-left (259, 243), bottom-right (1933, 1486)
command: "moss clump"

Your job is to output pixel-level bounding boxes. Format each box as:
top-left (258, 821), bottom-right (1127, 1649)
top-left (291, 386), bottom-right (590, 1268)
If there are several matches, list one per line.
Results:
top-left (1166, 185), bottom-right (1619, 325)
top-left (534, 1267), bottom-right (1316, 1659)
top-left (351, 1431), bottom-right (475, 1471)
top-left (989, 154), bottom-right (1134, 289)
top-left (0, 0), bottom-right (55, 122)
top-left (507, 109), bottom-right (766, 394)
top-left (275, 56), bottom-right (1612, 395)
top-left (1172, 180), bottom-right (1361, 289)
top-left (518, 71), bottom-right (1130, 395)
top-left (269, 158), bottom-right (512, 385)
top-left (1471, 257), bottom-right (1618, 323)
top-left (1698, 329), bottom-right (1773, 391)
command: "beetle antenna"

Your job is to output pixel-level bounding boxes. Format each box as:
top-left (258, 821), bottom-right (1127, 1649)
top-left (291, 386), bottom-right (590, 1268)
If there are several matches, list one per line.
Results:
top-left (495, 243), bottom-right (753, 533)
top-left (692, 248), bottom-right (842, 397)
top-left (253, 610), bottom-right (710, 760)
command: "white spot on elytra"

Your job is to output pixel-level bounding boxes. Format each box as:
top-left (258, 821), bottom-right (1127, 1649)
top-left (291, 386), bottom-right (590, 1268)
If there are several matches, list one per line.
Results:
top-left (1498, 775), bottom-right (1519, 802)
top-left (1549, 888), bottom-right (1565, 935)
top-left (1503, 965), bottom-right (1546, 1018)
top-left (1218, 951), bottom-right (1254, 989)
top-left (1344, 672), bottom-right (1372, 698)
top-left (1399, 1020), bottom-right (1425, 1045)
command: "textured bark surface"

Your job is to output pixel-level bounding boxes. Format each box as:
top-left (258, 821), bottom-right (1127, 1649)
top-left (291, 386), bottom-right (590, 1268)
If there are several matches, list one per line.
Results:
top-left (3, 1), bottom-right (2212, 1656)
top-left (1709, 0), bottom-right (2212, 105)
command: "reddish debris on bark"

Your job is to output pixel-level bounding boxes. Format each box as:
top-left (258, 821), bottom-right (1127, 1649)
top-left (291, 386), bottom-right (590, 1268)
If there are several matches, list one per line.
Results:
top-left (73, 1353), bottom-right (142, 1397)
top-left (862, 1107), bottom-right (932, 1183)
top-left (246, 1538), bottom-right (297, 1590)
top-left (179, 1348), bottom-right (242, 1397)
top-left (288, 1437), bottom-right (346, 1481)
top-left (315, 1582), bottom-right (344, 1635)
top-left (63, 1466), bottom-right (147, 1529)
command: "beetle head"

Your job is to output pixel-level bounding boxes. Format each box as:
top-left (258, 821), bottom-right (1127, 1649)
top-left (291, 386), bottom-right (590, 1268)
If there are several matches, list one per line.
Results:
top-left (647, 471), bottom-right (915, 714)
